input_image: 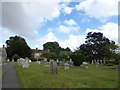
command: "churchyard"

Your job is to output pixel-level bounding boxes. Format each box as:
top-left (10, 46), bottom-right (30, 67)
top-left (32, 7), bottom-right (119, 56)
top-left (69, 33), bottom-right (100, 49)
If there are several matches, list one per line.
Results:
top-left (14, 59), bottom-right (119, 88)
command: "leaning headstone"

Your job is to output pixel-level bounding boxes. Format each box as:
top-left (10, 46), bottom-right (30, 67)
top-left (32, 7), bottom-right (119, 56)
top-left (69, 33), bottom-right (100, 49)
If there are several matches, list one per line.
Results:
top-left (50, 61), bottom-right (57, 74)
top-left (64, 63), bottom-right (69, 70)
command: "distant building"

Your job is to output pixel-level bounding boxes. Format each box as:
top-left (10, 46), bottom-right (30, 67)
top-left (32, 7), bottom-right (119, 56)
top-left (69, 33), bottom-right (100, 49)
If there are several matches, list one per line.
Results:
top-left (31, 48), bottom-right (47, 59)
top-left (0, 45), bottom-right (7, 61)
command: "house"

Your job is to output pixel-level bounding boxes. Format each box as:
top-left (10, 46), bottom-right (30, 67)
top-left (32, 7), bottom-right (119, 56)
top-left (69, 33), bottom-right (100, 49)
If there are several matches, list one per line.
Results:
top-left (0, 45), bottom-right (7, 61)
top-left (31, 48), bottom-right (47, 59)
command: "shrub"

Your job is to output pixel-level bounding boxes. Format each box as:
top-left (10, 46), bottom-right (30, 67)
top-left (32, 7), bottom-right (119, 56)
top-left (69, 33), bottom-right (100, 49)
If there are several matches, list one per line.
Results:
top-left (70, 54), bottom-right (83, 66)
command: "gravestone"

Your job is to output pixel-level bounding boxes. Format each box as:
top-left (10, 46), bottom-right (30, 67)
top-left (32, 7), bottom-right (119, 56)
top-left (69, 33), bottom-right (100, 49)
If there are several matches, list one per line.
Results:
top-left (64, 63), bottom-right (69, 70)
top-left (103, 60), bottom-right (106, 65)
top-left (6, 59), bottom-right (9, 62)
top-left (50, 61), bottom-right (57, 74)
top-left (44, 58), bottom-right (47, 63)
top-left (91, 60), bottom-right (94, 64)
top-left (29, 60), bottom-right (31, 63)
top-left (17, 58), bottom-right (29, 68)
top-left (100, 60), bottom-right (102, 64)
top-left (37, 61), bottom-right (40, 65)
top-left (12, 59), bottom-right (14, 62)
top-left (68, 59), bottom-right (73, 66)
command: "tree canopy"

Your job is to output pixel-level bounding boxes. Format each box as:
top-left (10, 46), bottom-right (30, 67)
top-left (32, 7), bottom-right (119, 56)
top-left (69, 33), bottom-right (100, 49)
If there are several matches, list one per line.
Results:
top-left (6, 36), bottom-right (32, 59)
top-left (43, 41), bottom-right (71, 55)
top-left (77, 32), bottom-right (118, 61)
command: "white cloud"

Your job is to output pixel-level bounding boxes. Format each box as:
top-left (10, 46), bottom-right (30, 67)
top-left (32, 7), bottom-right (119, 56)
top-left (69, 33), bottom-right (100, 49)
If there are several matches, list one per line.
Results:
top-left (60, 3), bottom-right (73, 14)
top-left (81, 17), bottom-right (90, 23)
top-left (86, 22), bottom-right (118, 43)
top-left (58, 34), bottom-right (86, 51)
top-left (57, 25), bottom-right (80, 33)
top-left (76, 0), bottom-right (119, 21)
top-left (1, 1), bottom-right (61, 42)
top-left (64, 19), bottom-right (77, 25)
top-left (47, 28), bottom-right (54, 32)
top-left (35, 32), bottom-right (85, 51)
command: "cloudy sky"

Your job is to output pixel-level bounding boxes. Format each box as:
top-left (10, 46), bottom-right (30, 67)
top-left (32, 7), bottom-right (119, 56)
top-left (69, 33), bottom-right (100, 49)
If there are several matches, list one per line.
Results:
top-left (0, 0), bottom-right (119, 51)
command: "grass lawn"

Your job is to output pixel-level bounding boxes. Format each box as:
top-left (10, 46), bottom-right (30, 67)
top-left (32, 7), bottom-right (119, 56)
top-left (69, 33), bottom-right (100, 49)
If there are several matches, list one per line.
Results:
top-left (14, 62), bottom-right (119, 88)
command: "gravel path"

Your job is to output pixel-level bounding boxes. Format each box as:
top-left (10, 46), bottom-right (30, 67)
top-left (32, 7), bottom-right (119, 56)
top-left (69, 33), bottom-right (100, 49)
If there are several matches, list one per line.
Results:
top-left (2, 62), bottom-right (20, 88)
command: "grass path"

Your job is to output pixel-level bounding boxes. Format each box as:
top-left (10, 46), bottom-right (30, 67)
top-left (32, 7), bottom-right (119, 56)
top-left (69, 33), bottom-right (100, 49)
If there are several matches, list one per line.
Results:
top-left (14, 62), bottom-right (118, 88)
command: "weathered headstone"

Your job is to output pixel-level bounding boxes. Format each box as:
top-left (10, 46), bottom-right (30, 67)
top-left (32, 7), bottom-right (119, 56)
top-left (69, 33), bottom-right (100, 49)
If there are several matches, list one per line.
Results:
top-left (68, 59), bottom-right (73, 66)
top-left (17, 58), bottom-right (29, 68)
top-left (103, 60), bottom-right (106, 65)
top-left (64, 63), bottom-right (69, 70)
top-left (37, 61), bottom-right (40, 65)
top-left (91, 60), bottom-right (94, 64)
top-left (100, 60), bottom-right (102, 64)
top-left (50, 61), bottom-right (57, 74)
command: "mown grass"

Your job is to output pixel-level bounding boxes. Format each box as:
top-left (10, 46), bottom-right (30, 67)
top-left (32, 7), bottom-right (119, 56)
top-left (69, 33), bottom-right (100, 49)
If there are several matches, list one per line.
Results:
top-left (14, 62), bottom-right (119, 88)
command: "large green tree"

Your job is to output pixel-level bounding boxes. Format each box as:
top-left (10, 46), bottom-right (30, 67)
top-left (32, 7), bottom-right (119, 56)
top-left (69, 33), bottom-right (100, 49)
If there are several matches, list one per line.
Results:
top-left (43, 41), bottom-right (71, 55)
top-left (6, 36), bottom-right (32, 59)
top-left (78, 32), bottom-right (118, 62)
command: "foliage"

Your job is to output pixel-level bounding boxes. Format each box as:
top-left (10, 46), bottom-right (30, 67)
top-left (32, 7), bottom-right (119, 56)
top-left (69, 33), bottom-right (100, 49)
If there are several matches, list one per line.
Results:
top-left (40, 52), bottom-right (57, 59)
top-left (78, 32), bottom-right (118, 61)
top-left (59, 53), bottom-right (69, 60)
top-left (70, 53), bottom-right (84, 66)
top-left (43, 42), bottom-right (71, 56)
top-left (5, 36), bottom-right (32, 59)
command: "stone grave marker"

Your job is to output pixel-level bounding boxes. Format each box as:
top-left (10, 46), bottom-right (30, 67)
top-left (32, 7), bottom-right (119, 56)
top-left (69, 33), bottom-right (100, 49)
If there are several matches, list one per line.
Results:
top-left (37, 61), bottom-right (41, 65)
top-left (91, 60), bottom-right (94, 64)
top-left (100, 60), bottom-right (102, 64)
top-left (64, 63), bottom-right (69, 70)
top-left (50, 61), bottom-right (57, 74)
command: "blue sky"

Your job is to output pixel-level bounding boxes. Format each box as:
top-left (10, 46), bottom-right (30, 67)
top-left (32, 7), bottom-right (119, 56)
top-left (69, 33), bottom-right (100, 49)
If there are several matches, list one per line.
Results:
top-left (0, 0), bottom-right (119, 51)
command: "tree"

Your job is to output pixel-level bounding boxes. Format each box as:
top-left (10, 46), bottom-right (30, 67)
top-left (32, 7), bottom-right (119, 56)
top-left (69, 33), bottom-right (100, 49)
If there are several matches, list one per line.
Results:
top-left (40, 52), bottom-right (57, 59)
top-left (60, 53), bottom-right (69, 60)
top-left (43, 42), bottom-right (62, 55)
top-left (79, 32), bottom-right (118, 62)
top-left (43, 41), bottom-right (71, 55)
top-left (5, 36), bottom-right (32, 59)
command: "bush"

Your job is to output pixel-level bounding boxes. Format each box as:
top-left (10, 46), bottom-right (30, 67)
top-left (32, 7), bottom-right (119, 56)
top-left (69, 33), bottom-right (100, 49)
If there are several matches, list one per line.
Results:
top-left (70, 54), bottom-right (83, 66)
